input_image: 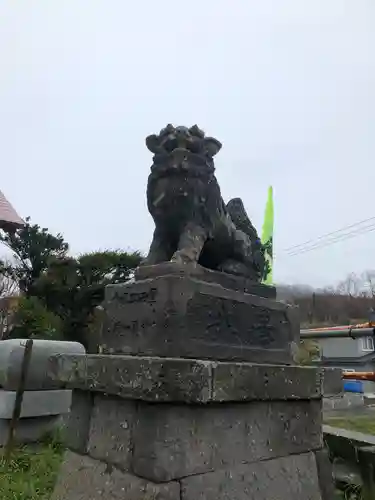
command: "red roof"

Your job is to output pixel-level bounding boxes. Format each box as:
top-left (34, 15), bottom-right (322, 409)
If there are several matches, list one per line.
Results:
top-left (0, 191), bottom-right (24, 229)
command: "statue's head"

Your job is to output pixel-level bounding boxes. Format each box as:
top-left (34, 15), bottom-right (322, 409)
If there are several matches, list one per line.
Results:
top-left (145, 124), bottom-right (222, 159)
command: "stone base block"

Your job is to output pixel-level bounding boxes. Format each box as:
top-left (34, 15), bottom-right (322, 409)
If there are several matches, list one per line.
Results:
top-left (50, 357), bottom-right (336, 499)
top-left (0, 415), bottom-right (61, 446)
top-left (181, 452), bottom-right (322, 500)
top-left (52, 450), bottom-right (326, 500)
top-left (0, 389), bottom-right (72, 418)
top-left (59, 390), bottom-right (323, 483)
top-left (135, 262), bottom-right (276, 298)
top-left (52, 451), bottom-right (180, 500)
top-left (48, 354), bottom-right (328, 404)
top-left (102, 268), bottom-right (298, 363)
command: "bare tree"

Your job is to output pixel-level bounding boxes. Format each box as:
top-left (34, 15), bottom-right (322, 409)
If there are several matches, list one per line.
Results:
top-left (281, 271), bottom-right (375, 327)
top-left (336, 272), bottom-right (361, 297)
top-left (361, 270), bottom-right (375, 301)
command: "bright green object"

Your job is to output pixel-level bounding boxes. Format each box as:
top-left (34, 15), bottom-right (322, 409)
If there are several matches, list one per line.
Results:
top-left (261, 186), bottom-right (274, 285)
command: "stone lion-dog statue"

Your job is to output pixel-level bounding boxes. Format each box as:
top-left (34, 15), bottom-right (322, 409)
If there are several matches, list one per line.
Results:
top-left (143, 124), bottom-right (266, 281)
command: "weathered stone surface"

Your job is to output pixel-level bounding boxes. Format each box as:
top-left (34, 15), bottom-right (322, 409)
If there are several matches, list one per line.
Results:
top-left (0, 415), bottom-right (60, 446)
top-left (338, 393), bottom-right (363, 410)
top-left (0, 339), bottom-right (85, 390)
top-left (48, 354), bottom-right (212, 403)
top-left (0, 389), bottom-right (71, 418)
top-left (323, 425), bottom-right (375, 463)
top-left (357, 446), bottom-right (375, 499)
top-left (48, 354), bottom-right (325, 402)
top-left (321, 368), bottom-right (343, 397)
top-left (314, 449), bottom-right (335, 500)
top-left (88, 395), bottom-right (135, 470)
top-left (212, 363), bottom-right (321, 401)
top-left (323, 392), bottom-right (363, 412)
top-left (132, 400), bottom-right (322, 482)
top-left (63, 389), bottom-right (93, 453)
top-left (102, 275), bottom-right (296, 363)
top-left (52, 451), bottom-right (180, 500)
top-left (180, 452), bottom-right (322, 500)
top-left (135, 262), bottom-right (276, 298)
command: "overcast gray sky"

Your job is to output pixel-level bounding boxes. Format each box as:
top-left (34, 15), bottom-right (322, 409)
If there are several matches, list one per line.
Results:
top-left (0, 1), bottom-right (374, 287)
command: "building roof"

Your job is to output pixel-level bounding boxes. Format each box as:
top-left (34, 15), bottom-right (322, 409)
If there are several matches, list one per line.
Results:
top-left (0, 191), bottom-right (24, 229)
top-left (319, 351), bottom-right (375, 366)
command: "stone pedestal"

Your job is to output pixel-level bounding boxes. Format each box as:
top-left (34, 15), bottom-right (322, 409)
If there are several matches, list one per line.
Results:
top-left (100, 263), bottom-right (297, 364)
top-left (49, 266), bottom-right (338, 499)
top-left (49, 354), bottom-right (338, 500)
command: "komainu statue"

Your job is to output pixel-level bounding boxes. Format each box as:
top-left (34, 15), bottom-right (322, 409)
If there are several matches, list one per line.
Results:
top-left (144, 124), bottom-right (266, 281)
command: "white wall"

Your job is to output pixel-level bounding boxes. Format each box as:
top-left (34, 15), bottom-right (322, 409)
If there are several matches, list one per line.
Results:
top-left (318, 337), bottom-right (367, 358)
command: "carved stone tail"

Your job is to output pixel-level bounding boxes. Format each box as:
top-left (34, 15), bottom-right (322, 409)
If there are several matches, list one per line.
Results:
top-left (226, 198), bottom-right (259, 242)
top-left (226, 198), bottom-right (266, 277)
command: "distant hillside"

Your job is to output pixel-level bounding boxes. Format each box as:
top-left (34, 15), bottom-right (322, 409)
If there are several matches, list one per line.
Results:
top-left (276, 284), bottom-right (315, 302)
top-left (275, 273), bottom-right (375, 326)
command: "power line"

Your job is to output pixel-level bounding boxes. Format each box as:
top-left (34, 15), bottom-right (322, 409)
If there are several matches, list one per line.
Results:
top-left (282, 215), bottom-right (375, 253)
top-left (283, 223), bottom-right (375, 257)
top-left (286, 224), bottom-right (375, 256)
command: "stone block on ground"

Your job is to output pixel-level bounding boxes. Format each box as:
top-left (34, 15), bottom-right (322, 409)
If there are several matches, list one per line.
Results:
top-left (0, 389), bottom-right (71, 418)
top-left (314, 448), bottom-right (336, 500)
top-left (132, 399), bottom-right (322, 482)
top-left (321, 367), bottom-right (343, 397)
top-left (323, 392), bottom-right (364, 412)
top-left (51, 451), bottom-right (180, 500)
top-left (88, 395), bottom-right (135, 470)
top-left (0, 415), bottom-right (61, 446)
top-left (323, 425), bottom-right (375, 464)
top-left (180, 452), bottom-right (321, 500)
top-left (62, 389), bottom-right (93, 453)
top-left (0, 339), bottom-right (85, 390)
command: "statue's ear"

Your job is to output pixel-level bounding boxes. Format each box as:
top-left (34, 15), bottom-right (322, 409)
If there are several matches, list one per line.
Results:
top-left (204, 137), bottom-right (222, 157)
top-left (161, 124), bottom-right (174, 135)
top-left (189, 125), bottom-right (205, 138)
top-left (146, 134), bottom-right (162, 154)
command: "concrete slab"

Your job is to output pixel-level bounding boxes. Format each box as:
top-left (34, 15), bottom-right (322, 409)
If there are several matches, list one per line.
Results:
top-left (0, 415), bottom-right (61, 446)
top-left (0, 339), bottom-right (85, 390)
top-left (0, 389), bottom-right (72, 419)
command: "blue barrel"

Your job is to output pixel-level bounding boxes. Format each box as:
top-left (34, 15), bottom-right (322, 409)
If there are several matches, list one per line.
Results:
top-left (343, 380), bottom-right (364, 393)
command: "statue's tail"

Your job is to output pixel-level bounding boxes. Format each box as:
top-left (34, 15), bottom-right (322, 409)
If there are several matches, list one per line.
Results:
top-left (226, 198), bottom-right (259, 241)
top-left (226, 198), bottom-right (266, 276)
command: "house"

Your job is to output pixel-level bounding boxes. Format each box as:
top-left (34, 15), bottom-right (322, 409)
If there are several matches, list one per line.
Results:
top-left (0, 190), bottom-right (23, 339)
top-left (0, 190), bottom-right (24, 229)
top-left (311, 328), bottom-right (375, 394)
top-left (318, 332), bottom-right (374, 360)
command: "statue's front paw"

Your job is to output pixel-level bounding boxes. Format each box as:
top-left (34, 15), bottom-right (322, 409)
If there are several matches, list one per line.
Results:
top-left (171, 251), bottom-right (196, 266)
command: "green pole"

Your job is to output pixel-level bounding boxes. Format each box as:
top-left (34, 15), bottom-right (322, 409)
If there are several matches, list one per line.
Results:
top-left (261, 186), bottom-right (274, 285)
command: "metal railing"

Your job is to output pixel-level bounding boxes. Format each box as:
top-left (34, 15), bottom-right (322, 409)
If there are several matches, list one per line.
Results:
top-left (300, 326), bottom-right (375, 339)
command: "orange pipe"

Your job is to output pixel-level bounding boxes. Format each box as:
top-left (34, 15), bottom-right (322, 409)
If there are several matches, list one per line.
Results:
top-left (343, 371), bottom-right (375, 382)
top-left (306, 322), bottom-right (373, 332)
